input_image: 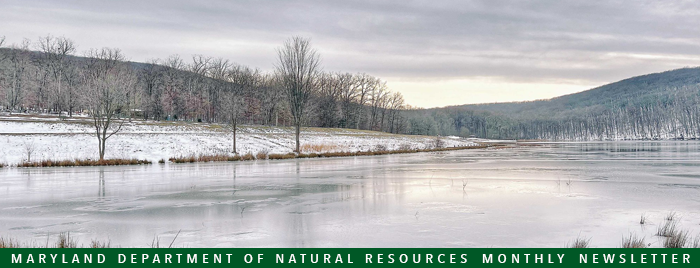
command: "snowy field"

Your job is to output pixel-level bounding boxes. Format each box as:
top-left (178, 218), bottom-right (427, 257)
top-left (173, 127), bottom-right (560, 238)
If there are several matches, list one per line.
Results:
top-left (0, 114), bottom-right (477, 165)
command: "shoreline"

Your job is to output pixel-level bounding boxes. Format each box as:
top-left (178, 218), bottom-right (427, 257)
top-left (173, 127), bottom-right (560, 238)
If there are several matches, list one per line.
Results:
top-left (0, 114), bottom-right (483, 168)
top-left (1, 144), bottom-right (492, 169)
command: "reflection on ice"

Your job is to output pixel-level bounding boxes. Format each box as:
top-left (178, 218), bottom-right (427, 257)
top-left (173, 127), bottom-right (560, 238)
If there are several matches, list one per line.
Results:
top-left (0, 141), bottom-right (699, 247)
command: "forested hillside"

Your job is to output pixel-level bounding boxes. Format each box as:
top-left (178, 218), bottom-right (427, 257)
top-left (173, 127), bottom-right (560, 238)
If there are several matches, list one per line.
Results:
top-left (403, 68), bottom-right (700, 140)
top-left (3, 35), bottom-right (699, 141)
top-left (0, 35), bottom-right (407, 134)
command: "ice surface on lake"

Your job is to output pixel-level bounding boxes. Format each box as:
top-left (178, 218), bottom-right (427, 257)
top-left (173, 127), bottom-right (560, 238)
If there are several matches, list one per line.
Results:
top-left (1, 141), bottom-right (699, 247)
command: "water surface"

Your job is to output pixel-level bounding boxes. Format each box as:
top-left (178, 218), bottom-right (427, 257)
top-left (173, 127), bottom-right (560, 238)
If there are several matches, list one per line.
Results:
top-left (1, 141), bottom-right (699, 247)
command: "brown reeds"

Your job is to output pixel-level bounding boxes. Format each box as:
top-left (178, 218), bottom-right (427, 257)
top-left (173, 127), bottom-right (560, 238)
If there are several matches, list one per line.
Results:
top-left (256, 151), bottom-right (269, 160)
top-left (268, 153), bottom-right (296, 160)
top-left (300, 143), bottom-right (347, 153)
top-left (166, 144), bottom-right (489, 164)
top-left (241, 152), bottom-right (255, 161)
top-left (17, 158), bottom-right (151, 167)
top-left (1, 235), bottom-right (112, 248)
top-left (168, 154), bottom-right (238, 163)
top-left (0, 237), bottom-right (20, 248)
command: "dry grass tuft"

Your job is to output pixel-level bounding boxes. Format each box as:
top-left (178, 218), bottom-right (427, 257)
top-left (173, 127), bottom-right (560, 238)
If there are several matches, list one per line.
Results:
top-left (17, 158), bottom-right (151, 167)
top-left (1, 235), bottom-right (112, 248)
top-left (256, 151), bottom-right (269, 160)
top-left (300, 143), bottom-right (347, 153)
top-left (666, 211), bottom-right (678, 221)
top-left (319, 151), bottom-right (354, 157)
top-left (621, 233), bottom-right (646, 248)
top-left (268, 153), bottom-right (296, 160)
top-left (197, 154), bottom-right (231, 162)
top-left (664, 229), bottom-right (690, 248)
top-left (90, 239), bottom-right (111, 248)
top-left (0, 237), bottom-right (21, 248)
top-left (56, 233), bottom-right (77, 248)
top-left (692, 234), bottom-right (700, 248)
top-left (568, 236), bottom-right (591, 248)
top-left (297, 153), bottom-right (320, 158)
top-left (656, 219), bottom-right (679, 237)
top-left (169, 154), bottom-right (236, 163)
top-left (639, 213), bottom-right (648, 225)
top-left (241, 152), bottom-right (255, 161)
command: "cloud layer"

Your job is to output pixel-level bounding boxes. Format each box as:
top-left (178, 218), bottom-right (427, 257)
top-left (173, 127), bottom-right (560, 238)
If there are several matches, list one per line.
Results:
top-left (2, 0), bottom-right (700, 107)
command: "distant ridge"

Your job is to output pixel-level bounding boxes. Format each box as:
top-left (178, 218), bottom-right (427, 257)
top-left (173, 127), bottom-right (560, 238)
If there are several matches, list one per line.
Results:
top-left (405, 67), bottom-right (700, 140)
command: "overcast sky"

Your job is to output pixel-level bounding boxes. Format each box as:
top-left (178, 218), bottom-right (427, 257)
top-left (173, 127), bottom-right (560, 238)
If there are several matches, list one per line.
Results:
top-left (2, 0), bottom-right (700, 108)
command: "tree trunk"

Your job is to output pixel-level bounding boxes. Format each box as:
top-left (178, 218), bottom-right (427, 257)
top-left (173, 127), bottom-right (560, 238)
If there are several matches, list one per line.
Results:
top-left (99, 138), bottom-right (106, 161)
top-left (232, 120), bottom-right (237, 154)
top-left (295, 124), bottom-right (301, 153)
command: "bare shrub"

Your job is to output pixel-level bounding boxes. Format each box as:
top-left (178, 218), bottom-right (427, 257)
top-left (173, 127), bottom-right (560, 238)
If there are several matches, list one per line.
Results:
top-left (433, 136), bottom-right (445, 149)
top-left (398, 143), bottom-right (413, 151)
top-left (373, 144), bottom-right (388, 152)
top-left (23, 140), bottom-right (36, 162)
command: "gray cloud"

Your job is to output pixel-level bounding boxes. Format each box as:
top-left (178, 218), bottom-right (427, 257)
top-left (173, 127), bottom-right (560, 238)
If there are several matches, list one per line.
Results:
top-left (2, 0), bottom-right (700, 87)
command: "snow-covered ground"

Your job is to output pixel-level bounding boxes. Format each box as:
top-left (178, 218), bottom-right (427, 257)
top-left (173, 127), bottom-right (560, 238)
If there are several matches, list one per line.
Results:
top-left (0, 115), bottom-right (478, 165)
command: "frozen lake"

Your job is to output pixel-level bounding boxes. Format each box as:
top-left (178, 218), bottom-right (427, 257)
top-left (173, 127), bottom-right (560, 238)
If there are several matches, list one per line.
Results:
top-left (1, 141), bottom-right (699, 248)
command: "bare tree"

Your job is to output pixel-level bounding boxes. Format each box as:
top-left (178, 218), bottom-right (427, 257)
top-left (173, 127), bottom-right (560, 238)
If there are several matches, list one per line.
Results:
top-left (369, 79), bottom-right (389, 131)
top-left (257, 73), bottom-right (283, 126)
top-left (4, 39), bottom-right (32, 113)
top-left (387, 92), bottom-right (405, 133)
top-left (36, 35), bottom-right (76, 115)
top-left (22, 140), bottom-right (36, 162)
top-left (221, 91), bottom-right (246, 153)
top-left (82, 48), bottom-right (135, 160)
top-left (354, 73), bottom-right (372, 129)
top-left (275, 36), bottom-right (321, 153)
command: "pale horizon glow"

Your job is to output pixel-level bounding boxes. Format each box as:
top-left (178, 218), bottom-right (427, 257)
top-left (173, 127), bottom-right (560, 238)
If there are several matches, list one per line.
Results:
top-left (388, 78), bottom-right (594, 108)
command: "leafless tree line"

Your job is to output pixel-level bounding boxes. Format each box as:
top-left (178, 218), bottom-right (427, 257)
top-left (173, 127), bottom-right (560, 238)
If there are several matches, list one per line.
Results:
top-left (0, 35), bottom-right (408, 157)
top-left (404, 84), bottom-right (700, 140)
